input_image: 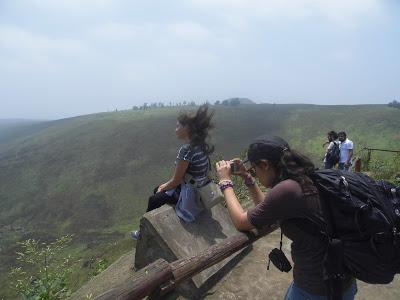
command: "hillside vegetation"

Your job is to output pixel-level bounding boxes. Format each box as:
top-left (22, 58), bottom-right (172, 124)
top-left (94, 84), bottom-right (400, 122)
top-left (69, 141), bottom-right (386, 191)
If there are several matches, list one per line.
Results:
top-left (1, 104), bottom-right (399, 298)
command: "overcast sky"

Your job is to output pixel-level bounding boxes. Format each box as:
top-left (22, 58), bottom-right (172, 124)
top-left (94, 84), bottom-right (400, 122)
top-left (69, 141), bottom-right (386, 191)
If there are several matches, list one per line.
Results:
top-left (1, 0), bottom-right (399, 119)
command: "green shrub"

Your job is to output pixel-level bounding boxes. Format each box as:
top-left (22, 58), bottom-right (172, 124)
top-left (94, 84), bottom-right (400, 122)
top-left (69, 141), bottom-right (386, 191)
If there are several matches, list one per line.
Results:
top-left (9, 235), bottom-right (73, 300)
top-left (368, 153), bottom-right (400, 182)
top-left (90, 258), bottom-right (109, 277)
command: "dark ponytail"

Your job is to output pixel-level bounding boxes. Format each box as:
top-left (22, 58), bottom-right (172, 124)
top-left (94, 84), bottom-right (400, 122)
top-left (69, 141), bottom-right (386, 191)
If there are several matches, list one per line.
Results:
top-left (273, 149), bottom-right (315, 188)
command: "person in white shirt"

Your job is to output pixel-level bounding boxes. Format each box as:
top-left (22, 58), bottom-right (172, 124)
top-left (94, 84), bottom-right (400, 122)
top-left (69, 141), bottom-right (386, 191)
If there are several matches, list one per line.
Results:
top-left (338, 131), bottom-right (353, 171)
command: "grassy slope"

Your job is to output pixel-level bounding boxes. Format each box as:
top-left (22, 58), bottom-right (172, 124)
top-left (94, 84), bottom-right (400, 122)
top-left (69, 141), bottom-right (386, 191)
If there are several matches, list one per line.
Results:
top-left (282, 105), bottom-right (400, 165)
top-left (0, 120), bottom-right (52, 150)
top-left (0, 104), bottom-right (399, 298)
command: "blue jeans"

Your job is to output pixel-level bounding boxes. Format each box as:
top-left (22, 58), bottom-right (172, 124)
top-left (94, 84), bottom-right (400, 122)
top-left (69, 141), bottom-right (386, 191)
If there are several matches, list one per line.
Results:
top-left (338, 162), bottom-right (351, 171)
top-left (284, 281), bottom-right (357, 300)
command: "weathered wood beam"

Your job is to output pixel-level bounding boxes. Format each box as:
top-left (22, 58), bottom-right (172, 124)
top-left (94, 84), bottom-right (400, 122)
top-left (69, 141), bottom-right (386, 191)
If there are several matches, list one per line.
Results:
top-left (162, 226), bottom-right (276, 295)
top-left (95, 259), bottom-right (172, 300)
top-left (95, 226), bottom-right (276, 300)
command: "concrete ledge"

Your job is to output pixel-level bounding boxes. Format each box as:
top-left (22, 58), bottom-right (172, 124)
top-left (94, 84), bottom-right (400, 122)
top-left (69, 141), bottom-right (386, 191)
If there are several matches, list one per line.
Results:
top-left (134, 203), bottom-right (250, 299)
top-left (71, 251), bottom-right (136, 300)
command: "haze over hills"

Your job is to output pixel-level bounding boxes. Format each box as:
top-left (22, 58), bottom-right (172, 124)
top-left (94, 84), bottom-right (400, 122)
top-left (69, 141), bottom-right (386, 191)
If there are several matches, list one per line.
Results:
top-left (0, 119), bottom-right (53, 149)
top-left (0, 104), bottom-right (399, 298)
top-left (220, 97), bottom-right (256, 105)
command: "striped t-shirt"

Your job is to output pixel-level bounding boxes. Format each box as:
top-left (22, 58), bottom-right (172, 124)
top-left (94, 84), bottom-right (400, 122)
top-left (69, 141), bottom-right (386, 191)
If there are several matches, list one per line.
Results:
top-left (177, 144), bottom-right (209, 180)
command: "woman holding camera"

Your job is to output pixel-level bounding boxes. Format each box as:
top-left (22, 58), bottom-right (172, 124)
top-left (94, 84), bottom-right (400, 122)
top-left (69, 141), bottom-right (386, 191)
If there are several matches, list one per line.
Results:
top-left (131, 104), bottom-right (214, 239)
top-left (215, 135), bottom-right (357, 300)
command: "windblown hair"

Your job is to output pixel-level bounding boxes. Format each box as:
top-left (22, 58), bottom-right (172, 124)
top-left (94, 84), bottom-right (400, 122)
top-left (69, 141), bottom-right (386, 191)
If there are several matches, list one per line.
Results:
top-left (177, 104), bottom-right (214, 155)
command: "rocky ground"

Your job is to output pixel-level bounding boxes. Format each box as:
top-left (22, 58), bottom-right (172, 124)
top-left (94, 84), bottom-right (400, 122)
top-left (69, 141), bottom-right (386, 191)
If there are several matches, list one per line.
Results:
top-left (204, 230), bottom-right (400, 300)
top-left (72, 229), bottom-right (400, 299)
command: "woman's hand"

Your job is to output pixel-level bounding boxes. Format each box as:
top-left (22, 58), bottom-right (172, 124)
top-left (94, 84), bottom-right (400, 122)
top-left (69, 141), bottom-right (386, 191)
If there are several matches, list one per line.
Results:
top-left (230, 158), bottom-right (249, 178)
top-left (157, 183), bottom-right (168, 193)
top-left (215, 160), bottom-right (232, 181)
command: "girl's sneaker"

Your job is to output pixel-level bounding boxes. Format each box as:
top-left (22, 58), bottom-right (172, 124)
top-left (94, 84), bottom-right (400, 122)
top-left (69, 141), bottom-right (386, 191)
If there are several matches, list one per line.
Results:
top-left (130, 230), bottom-right (141, 240)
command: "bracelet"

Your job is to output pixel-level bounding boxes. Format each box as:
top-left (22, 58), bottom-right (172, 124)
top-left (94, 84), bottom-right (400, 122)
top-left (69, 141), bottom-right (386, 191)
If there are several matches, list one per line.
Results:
top-left (218, 179), bottom-right (233, 185)
top-left (243, 174), bottom-right (256, 187)
top-left (219, 180), bottom-right (233, 192)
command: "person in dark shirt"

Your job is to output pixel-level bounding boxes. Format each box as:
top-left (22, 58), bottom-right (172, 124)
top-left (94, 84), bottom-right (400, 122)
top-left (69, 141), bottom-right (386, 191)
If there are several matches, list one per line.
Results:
top-left (131, 104), bottom-right (214, 239)
top-left (215, 135), bottom-right (357, 300)
top-left (323, 130), bottom-right (339, 169)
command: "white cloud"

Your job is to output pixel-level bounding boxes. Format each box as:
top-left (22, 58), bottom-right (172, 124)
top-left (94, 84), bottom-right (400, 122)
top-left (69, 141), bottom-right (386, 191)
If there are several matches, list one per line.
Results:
top-left (187, 0), bottom-right (383, 27)
top-left (0, 0), bottom-right (395, 119)
top-left (0, 25), bottom-right (90, 70)
top-left (0, 26), bottom-right (87, 54)
top-left (88, 22), bottom-right (160, 44)
top-left (90, 23), bottom-right (140, 40)
top-left (310, 0), bottom-right (382, 24)
top-left (29, 0), bottom-right (117, 13)
top-left (166, 21), bottom-right (212, 43)
top-left (85, 20), bottom-right (231, 67)
top-left (89, 20), bottom-right (227, 48)
top-left (331, 48), bottom-right (355, 62)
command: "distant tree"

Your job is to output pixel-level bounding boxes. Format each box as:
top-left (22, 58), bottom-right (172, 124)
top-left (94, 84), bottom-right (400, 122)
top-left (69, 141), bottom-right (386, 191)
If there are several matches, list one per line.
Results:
top-left (222, 100), bottom-right (229, 106)
top-left (214, 100), bottom-right (220, 105)
top-left (158, 102), bottom-right (164, 107)
top-left (189, 101), bottom-right (196, 106)
top-left (132, 106), bottom-right (139, 110)
top-left (183, 101), bottom-right (187, 106)
top-left (230, 99), bottom-right (240, 106)
top-left (388, 100), bottom-right (400, 109)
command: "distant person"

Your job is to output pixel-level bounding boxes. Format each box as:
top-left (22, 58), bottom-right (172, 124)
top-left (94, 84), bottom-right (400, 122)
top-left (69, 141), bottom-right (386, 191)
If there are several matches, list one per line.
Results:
top-left (338, 131), bottom-right (353, 171)
top-left (131, 104), bottom-right (214, 240)
top-left (323, 131), bottom-right (340, 169)
top-left (215, 135), bottom-right (357, 300)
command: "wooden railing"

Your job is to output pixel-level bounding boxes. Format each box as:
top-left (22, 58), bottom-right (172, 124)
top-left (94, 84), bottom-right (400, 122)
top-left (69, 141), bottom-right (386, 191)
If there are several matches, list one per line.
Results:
top-left (353, 147), bottom-right (400, 172)
top-left (95, 226), bottom-right (276, 300)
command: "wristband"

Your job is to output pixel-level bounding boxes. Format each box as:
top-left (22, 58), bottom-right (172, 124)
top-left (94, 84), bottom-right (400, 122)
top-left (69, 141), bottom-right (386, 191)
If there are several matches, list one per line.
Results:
top-left (219, 180), bottom-right (233, 191)
top-left (218, 179), bottom-right (233, 185)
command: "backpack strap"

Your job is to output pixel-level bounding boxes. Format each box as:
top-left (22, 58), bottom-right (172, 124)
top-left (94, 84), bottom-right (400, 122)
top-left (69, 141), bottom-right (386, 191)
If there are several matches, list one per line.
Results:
top-left (324, 238), bottom-right (345, 300)
top-left (294, 176), bottom-right (349, 300)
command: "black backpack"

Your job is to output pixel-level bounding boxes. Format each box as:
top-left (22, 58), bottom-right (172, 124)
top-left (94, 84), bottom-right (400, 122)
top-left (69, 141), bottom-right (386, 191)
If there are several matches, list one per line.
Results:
top-left (302, 169), bottom-right (400, 299)
top-left (326, 141), bottom-right (340, 165)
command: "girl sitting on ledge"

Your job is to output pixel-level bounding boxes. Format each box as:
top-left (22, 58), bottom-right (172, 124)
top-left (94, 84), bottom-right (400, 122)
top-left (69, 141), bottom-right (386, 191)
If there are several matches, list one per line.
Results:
top-left (131, 104), bottom-right (214, 239)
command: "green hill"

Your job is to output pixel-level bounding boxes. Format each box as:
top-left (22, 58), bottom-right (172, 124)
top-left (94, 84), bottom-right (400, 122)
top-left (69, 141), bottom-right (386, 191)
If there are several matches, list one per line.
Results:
top-left (1, 104), bottom-right (399, 298)
top-left (0, 119), bottom-right (51, 149)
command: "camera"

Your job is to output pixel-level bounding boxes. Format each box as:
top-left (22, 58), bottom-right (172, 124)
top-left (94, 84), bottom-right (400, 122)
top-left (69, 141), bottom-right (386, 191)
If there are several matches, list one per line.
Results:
top-left (268, 248), bottom-right (292, 272)
top-left (230, 161), bottom-right (241, 174)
